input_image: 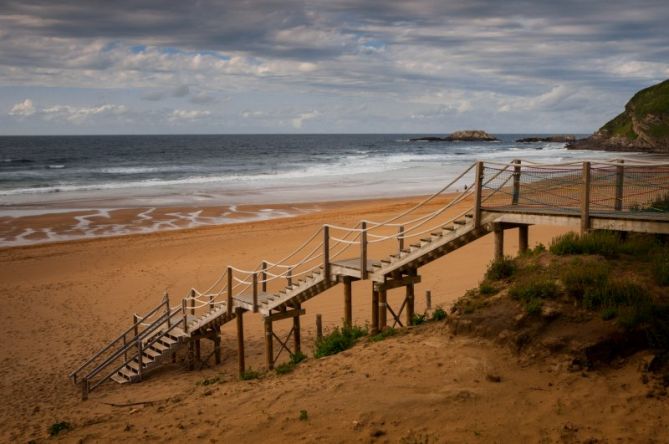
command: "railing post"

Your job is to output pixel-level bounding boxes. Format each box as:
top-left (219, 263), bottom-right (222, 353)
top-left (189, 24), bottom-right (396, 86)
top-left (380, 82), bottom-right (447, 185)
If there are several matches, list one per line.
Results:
top-left (261, 261), bottom-right (267, 293)
top-left (398, 225), bottom-right (404, 252)
top-left (512, 159), bottom-right (521, 205)
top-left (473, 161), bottom-right (484, 228)
top-left (360, 221), bottom-right (368, 280)
top-left (252, 272), bottom-right (258, 313)
top-left (287, 267), bottom-right (293, 287)
top-left (182, 299), bottom-right (188, 334)
top-left (615, 159), bottom-right (624, 211)
top-left (133, 314), bottom-right (139, 338)
top-left (81, 378), bottom-right (89, 401)
top-left (323, 225), bottom-right (330, 283)
top-left (209, 293), bottom-right (214, 312)
top-left (190, 289), bottom-right (196, 316)
top-left (164, 291), bottom-right (171, 327)
top-left (227, 267), bottom-right (233, 316)
top-left (136, 336), bottom-right (143, 380)
top-left (581, 161), bottom-right (591, 235)
top-left (123, 334), bottom-right (128, 362)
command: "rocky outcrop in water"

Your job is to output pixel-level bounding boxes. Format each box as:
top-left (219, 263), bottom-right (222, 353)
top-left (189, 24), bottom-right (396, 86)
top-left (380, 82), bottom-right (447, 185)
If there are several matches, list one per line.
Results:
top-left (411, 130), bottom-right (498, 142)
top-left (567, 79), bottom-right (669, 153)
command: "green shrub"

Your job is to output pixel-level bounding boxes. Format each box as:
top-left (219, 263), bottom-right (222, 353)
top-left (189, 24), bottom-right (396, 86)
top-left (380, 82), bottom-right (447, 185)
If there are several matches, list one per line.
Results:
top-left (550, 231), bottom-right (620, 258)
top-left (370, 327), bottom-right (397, 342)
top-left (509, 277), bottom-right (559, 302)
top-left (48, 422), bottom-right (71, 437)
top-left (314, 325), bottom-right (367, 358)
top-left (600, 306), bottom-right (618, 320)
top-left (240, 368), bottom-right (261, 381)
top-left (619, 233), bottom-right (662, 256)
top-left (582, 280), bottom-right (649, 310)
top-left (485, 256), bottom-right (516, 280)
top-left (299, 410), bottom-right (309, 421)
top-left (411, 313), bottom-right (428, 325)
top-left (560, 258), bottom-right (609, 298)
top-left (275, 351), bottom-right (307, 375)
top-left (431, 306), bottom-right (447, 321)
top-left (525, 298), bottom-right (543, 315)
top-left (478, 281), bottom-right (497, 296)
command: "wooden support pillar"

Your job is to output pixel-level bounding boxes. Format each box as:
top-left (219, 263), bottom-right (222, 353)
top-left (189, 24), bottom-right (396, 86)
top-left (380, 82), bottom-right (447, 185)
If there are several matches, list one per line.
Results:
top-left (425, 290), bottom-right (432, 311)
top-left (581, 161), bottom-right (591, 235)
top-left (371, 287), bottom-right (379, 334)
top-left (473, 161), bottom-right (484, 227)
top-left (615, 160), bottom-right (624, 211)
top-left (261, 261), bottom-right (267, 292)
top-left (343, 277), bottom-right (352, 327)
top-left (316, 314), bottom-right (323, 340)
top-left (236, 307), bottom-right (245, 376)
top-left (379, 289), bottom-right (387, 330)
top-left (293, 304), bottom-right (302, 355)
top-left (406, 272), bottom-right (415, 326)
top-left (81, 378), bottom-right (89, 401)
top-left (518, 225), bottom-right (529, 254)
top-left (264, 317), bottom-right (274, 370)
top-left (214, 331), bottom-right (221, 365)
top-left (187, 341), bottom-right (194, 371)
top-left (493, 223), bottom-right (504, 260)
top-left (227, 267), bottom-right (233, 316)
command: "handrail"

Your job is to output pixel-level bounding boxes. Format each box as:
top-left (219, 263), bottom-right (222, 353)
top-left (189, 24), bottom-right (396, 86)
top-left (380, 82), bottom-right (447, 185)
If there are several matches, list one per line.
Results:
top-left (90, 311), bottom-right (185, 391)
top-left (83, 307), bottom-right (180, 383)
top-left (69, 297), bottom-right (169, 382)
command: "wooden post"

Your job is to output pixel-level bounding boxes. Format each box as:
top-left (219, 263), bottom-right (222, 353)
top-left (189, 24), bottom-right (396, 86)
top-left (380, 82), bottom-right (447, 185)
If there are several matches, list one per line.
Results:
top-left (182, 299), bottom-right (188, 333)
top-left (190, 289), bottom-right (196, 316)
top-left (398, 225), bottom-right (405, 252)
top-left (512, 159), bottom-right (521, 205)
top-left (293, 303), bottom-right (301, 355)
top-left (187, 341), bottom-right (194, 371)
top-left (581, 161), bottom-right (591, 235)
top-left (136, 336), bottom-right (144, 380)
top-left (236, 307), bottom-right (245, 376)
top-left (371, 287), bottom-right (379, 334)
top-left (209, 294), bottom-right (214, 312)
top-left (264, 317), bottom-right (273, 370)
top-left (425, 290), bottom-right (432, 310)
top-left (343, 277), bottom-right (352, 327)
top-left (406, 270), bottom-right (415, 326)
top-left (379, 289), bottom-right (387, 330)
top-left (165, 292), bottom-right (171, 327)
top-left (615, 160), bottom-right (624, 211)
top-left (227, 267), bottom-right (233, 316)
top-left (261, 261), bottom-right (267, 293)
top-left (316, 314), bottom-right (323, 340)
top-left (360, 221), bottom-right (368, 280)
top-left (123, 334), bottom-right (128, 362)
top-left (494, 223), bottom-right (504, 260)
top-left (473, 161), bottom-right (484, 227)
top-left (518, 225), bottom-right (529, 254)
top-left (287, 267), bottom-right (292, 286)
top-left (214, 332), bottom-right (221, 365)
top-left (81, 378), bottom-right (89, 401)
top-left (133, 314), bottom-right (139, 338)
top-left (252, 272), bottom-right (258, 313)
top-left (323, 225), bottom-right (330, 283)
top-left (195, 338), bottom-right (201, 361)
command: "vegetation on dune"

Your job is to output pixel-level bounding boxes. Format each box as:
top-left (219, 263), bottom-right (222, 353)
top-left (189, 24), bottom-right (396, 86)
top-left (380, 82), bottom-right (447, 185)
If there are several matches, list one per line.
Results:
top-left (313, 324), bottom-right (367, 358)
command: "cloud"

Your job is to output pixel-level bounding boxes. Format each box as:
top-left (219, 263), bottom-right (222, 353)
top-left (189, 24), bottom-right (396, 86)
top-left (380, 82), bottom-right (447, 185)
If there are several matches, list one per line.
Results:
top-left (169, 109), bottom-right (211, 121)
top-left (41, 104), bottom-right (128, 123)
top-left (9, 99), bottom-right (36, 116)
top-left (172, 85), bottom-right (190, 97)
top-left (291, 110), bottom-right (320, 129)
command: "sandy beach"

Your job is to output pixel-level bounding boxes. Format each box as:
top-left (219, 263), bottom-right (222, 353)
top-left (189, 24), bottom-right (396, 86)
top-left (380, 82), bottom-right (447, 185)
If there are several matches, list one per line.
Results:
top-left (0, 193), bottom-right (590, 442)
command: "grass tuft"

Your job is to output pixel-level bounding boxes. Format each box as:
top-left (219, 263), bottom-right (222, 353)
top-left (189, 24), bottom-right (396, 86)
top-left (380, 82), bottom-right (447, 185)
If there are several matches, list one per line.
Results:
top-left (485, 256), bottom-right (516, 280)
top-left (240, 368), bottom-right (262, 381)
top-left (370, 327), bottom-right (398, 342)
top-left (275, 351), bottom-right (307, 375)
top-left (48, 422), bottom-right (71, 437)
top-left (411, 313), bottom-right (428, 325)
top-left (560, 257), bottom-right (610, 299)
top-left (431, 306), bottom-right (447, 321)
top-left (550, 231), bottom-right (620, 258)
top-left (313, 325), bottom-right (367, 358)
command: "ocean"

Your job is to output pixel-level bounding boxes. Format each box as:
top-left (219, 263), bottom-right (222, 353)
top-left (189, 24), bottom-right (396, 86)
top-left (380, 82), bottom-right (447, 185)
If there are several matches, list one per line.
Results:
top-left (0, 133), bottom-right (619, 246)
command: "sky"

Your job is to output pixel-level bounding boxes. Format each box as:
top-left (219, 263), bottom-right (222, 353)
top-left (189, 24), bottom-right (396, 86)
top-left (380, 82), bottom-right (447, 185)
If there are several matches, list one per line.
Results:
top-left (0, 0), bottom-right (668, 135)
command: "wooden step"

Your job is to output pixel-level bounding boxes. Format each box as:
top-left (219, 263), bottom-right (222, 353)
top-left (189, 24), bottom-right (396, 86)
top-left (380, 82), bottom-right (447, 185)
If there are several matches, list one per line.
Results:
top-left (454, 220), bottom-right (466, 225)
top-left (443, 226), bottom-right (454, 231)
top-left (143, 348), bottom-right (161, 359)
top-left (111, 372), bottom-right (131, 384)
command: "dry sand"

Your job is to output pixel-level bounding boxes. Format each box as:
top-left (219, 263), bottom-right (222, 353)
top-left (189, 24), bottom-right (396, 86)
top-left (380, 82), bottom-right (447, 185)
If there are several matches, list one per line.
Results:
top-left (1, 195), bottom-right (665, 443)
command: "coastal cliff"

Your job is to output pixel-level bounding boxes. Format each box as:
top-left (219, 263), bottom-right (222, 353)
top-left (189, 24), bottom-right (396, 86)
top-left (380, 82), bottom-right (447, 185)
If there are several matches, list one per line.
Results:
top-left (568, 79), bottom-right (669, 153)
